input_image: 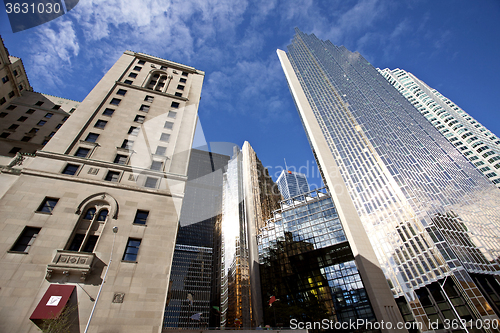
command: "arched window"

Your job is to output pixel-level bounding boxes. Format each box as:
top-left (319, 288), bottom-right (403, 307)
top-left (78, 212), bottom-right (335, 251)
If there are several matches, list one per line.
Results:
top-left (67, 203), bottom-right (110, 253)
top-left (144, 70), bottom-right (172, 93)
top-left (84, 208), bottom-right (96, 220)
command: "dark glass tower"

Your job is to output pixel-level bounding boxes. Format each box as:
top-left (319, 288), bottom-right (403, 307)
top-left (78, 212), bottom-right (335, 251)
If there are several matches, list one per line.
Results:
top-left (278, 28), bottom-right (500, 330)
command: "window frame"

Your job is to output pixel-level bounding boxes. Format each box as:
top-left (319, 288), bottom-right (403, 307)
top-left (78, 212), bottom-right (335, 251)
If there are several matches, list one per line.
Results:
top-left (36, 197), bottom-right (59, 214)
top-left (122, 238), bottom-right (142, 262)
top-left (9, 226), bottom-right (41, 253)
top-left (133, 210), bottom-right (149, 225)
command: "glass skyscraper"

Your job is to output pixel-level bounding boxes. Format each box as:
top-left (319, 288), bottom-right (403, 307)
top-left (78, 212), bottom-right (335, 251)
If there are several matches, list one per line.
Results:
top-left (278, 28), bottom-right (500, 331)
top-left (276, 170), bottom-right (310, 200)
top-left (378, 68), bottom-right (500, 188)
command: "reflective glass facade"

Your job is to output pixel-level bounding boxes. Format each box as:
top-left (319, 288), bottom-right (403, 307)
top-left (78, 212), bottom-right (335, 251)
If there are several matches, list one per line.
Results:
top-left (277, 170), bottom-right (310, 200)
top-left (258, 188), bottom-right (376, 327)
top-left (279, 29), bottom-right (500, 330)
top-left (379, 68), bottom-right (500, 188)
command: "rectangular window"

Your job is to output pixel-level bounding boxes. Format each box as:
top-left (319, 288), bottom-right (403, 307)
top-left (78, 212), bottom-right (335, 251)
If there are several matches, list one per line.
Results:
top-left (110, 98), bottom-right (121, 105)
top-left (167, 111), bottom-right (177, 118)
top-left (62, 116), bottom-right (69, 121)
top-left (75, 147), bottom-right (90, 157)
top-left (139, 104), bottom-right (150, 112)
top-left (123, 238), bottom-right (141, 261)
top-left (164, 121), bottom-right (174, 129)
top-left (0, 132), bottom-right (10, 138)
top-left (6, 105), bottom-right (17, 110)
top-left (129, 72), bottom-right (138, 78)
top-left (181, 71), bottom-right (188, 76)
top-left (8, 91), bottom-right (15, 98)
top-left (171, 102), bottom-right (180, 108)
top-left (121, 140), bottom-right (134, 149)
top-left (37, 197), bottom-right (59, 213)
top-left (144, 177), bottom-right (158, 188)
top-left (17, 116), bottom-right (28, 122)
top-left (62, 164), bottom-right (79, 175)
top-left (52, 105), bottom-right (61, 110)
top-left (29, 128), bottom-right (39, 134)
top-left (124, 80), bottom-right (133, 85)
top-left (45, 113), bottom-right (53, 118)
top-left (102, 108), bottom-right (114, 116)
top-left (150, 161), bottom-right (163, 171)
top-left (37, 120), bottom-right (47, 126)
top-left (174, 92), bottom-right (182, 97)
top-left (8, 124), bottom-right (19, 130)
top-left (0, 97), bottom-right (6, 105)
top-left (0, 112), bottom-right (7, 118)
top-left (179, 78), bottom-right (187, 83)
top-left (26, 109), bottom-right (35, 114)
top-left (104, 171), bottom-right (120, 182)
top-left (56, 124), bottom-right (62, 129)
top-left (160, 65), bottom-right (167, 70)
top-left (35, 101), bottom-right (44, 106)
top-left (137, 60), bottom-right (146, 65)
top-left (94, 120), bottom-right (108, 129)
top-left (9, 147), bottom-right (21, 154)
top-left (144, 95), bottom-right (154, 102)
top-left (85, 133), bottom-right (99, 143)
top-left (133, 210), bottom-right (149, 225)
top-left (10, 227), bottom-right (41, 253)
top-left (133, 66), bottom-right (142, 72)
top-left (21, 136), bottom-right (31, 142)
top-left (176, 85), bottom-right (184, 91)
top-left (48, 132), bottom-right (56, 138)
top-left (155, 146), bottom-right (166, 155)
top-left (117, 89), bottom-right (127, 96)
top-left (134, 115), bottom-right (145, 123)
top-left (2, 75), bottom-right (9, 83)
top-left (114, 154), bottom-right (128, 164)
top-left (128, 126), bottom-right (140, 136)
top-left (160, 133), bottom-right (170, 142)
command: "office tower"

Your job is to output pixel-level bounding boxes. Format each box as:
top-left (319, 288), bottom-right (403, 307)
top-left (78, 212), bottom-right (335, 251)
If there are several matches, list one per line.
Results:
top-left (220, 142), bottom-right (281, 329)
top-left (163, 148), bottom-right (230, 329)
top-left (0, 36), bottom-right (78, 158)
top-left (379, 68), bottom-right (500, 188)
top-left (276, 169), bottom-right (310, 199)
top-left (0, 50), bottom-right (204, 332)
top-left (278, 29), bottom-right (500, 331)
top-left (259, 187), bottom-right (377, 328)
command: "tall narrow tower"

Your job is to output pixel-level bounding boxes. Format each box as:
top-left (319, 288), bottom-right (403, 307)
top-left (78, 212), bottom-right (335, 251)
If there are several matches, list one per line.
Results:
top-left (0, 51), bottom-right (204, 333)
top-left (276, 169), bottom-right (310, 200)
top-left (278, 29), bottom-right (500, 331)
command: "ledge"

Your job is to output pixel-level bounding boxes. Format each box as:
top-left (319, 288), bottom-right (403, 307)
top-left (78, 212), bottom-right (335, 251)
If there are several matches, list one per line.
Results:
top-left (47, 250), bottom-right (95, 282)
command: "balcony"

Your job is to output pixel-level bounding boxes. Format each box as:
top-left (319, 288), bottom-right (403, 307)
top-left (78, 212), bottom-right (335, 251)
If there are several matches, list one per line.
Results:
top-left (46, 250), bottom-right (95, 281)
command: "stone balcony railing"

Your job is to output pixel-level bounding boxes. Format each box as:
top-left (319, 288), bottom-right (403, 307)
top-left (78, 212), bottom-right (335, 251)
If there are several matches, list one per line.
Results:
top-left (46, 250), bottom-right (95, 281)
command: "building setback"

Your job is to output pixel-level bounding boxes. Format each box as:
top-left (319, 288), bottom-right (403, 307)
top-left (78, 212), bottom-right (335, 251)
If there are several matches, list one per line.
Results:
top-left (379, 68), bottom-right (500, 188)
top-left (278, 28), bottom-right (500, 331)
top-left (0, 50), bottom-right (204, 332)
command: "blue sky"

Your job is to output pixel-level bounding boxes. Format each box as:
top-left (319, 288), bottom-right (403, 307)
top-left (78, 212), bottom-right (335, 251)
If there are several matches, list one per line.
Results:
top-left (1, 0), bottom-right (499, 189)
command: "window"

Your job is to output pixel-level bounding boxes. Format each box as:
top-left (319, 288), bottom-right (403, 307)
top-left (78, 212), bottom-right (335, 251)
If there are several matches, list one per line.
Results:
top-left (139, 104), bottom-right (150, 112)
top-left (48, 131), bottom-right (56, 138)
top-left (102, 108), bottom-right (114, 116)
top-left (62, 164), bottom-right (79, 175)
top-left (129, 72), bottom-right (138, 78)
top-left (155, 146), bottom-right (166, 155)
top-left (75, 147), bottom-right (90, 157)
top-left (8, 124), bottom-right (19, 130)
top-left (68, 207), bottom-right (109, 253)
top-left (0, 112), bottom-right (7, 118)
top-left (13, 69), bottom-right (18, 76)
top-left (167, 111), bottom-right (177, 118)
top-left (123, 238), bottom-right (141, 261)
top-left (10, 227), bottom-right (41, 253)
top-left (121, 140), bottom-right (134, 149)
top-left (1, 75), bottom-right (9, 83)
top-left (110, 98), bottom-right (121, 105)
top-left (56, 124), bottom-right (62, 129)
top-left (0, 132), bottom-right (10, 138)
top-left (94, 120), bottom-right (108, 129)
top-left (171, 102), bottom-right (180, 108)
top-left (37, 120), bottom-right (47, 126)
top-left (104, 171), bottom-right (120, 182)
top-left (21, 136), bottom-right (31, 142)
top-left (134, 115), bottom-right (145, 123)
top-left (128, 126), bottom-right (140, 136)
top-left (8, 91), bottom-right (15, 98)
top-left (0, 97), bottom-right (6, 105)
top-left (52, 105), bottom-right (61, 110)
top-left (114, 154), bottom-right (128, 164)
top-left (35, 101), bottom-right (44, 106)
top-left (26, 109), bottom-right (35, 114)
top-left (133, 210), bottom-right (149, 225)
top-left (85, 133), bottom-right (99, 143)
top-left (160, 133), bottom-right (170, 142)
top-left (124, 80), bottom-right (133, 85)
top-left (181, 71), bottom-right (188, 76)
top-left (17, 116), bottom-right (27, 122)
top-left (144, 95), bottom-right (154, 102)
top-left (133, 66), bottom-right (142, 71)
top-left (151, 161), bottom-right (163, 171)
top-left (176, 85), bottom-right (184, 91)
top-left (179, 78), bottom-right (187, 83)
top-left (138, 60), bottom-right (146, 65)
top-left (83, 208), bottom-right (96, 220)
top-left (37, 197), bottom-right (59, 213)
top-left (6, 105), bottom-right (17, 110)
top-left (144, 177), bottom-right (158, 188)
top-left (62, 116), bottom-right (69, 121)
top-left (175, 92), bottom-right (182, 97)
top-left (29, 128), bottom-right (39, 134)
top-left (9, 147), bottom-right (21, 154)
top-left (117, 89), bottom-right (127, 96)
top-left (164, 121), bottom-right (174, 130)
top-left (42, 140), bottom-right (48, 146)
top-left (160, 65), bottom-right (167, 70)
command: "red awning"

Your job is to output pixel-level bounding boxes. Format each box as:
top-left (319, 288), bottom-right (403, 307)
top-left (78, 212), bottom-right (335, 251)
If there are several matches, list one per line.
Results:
top-left (30, 284), bottom-right (75, 321)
